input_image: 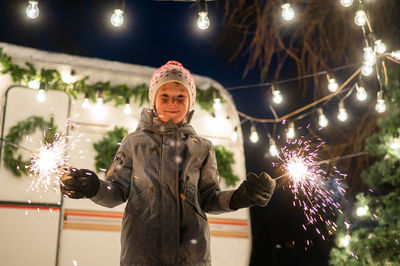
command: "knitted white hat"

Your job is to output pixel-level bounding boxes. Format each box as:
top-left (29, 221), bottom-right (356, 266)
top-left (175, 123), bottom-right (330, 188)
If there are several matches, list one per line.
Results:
top-left (149, 61), bottom-right (196, 110)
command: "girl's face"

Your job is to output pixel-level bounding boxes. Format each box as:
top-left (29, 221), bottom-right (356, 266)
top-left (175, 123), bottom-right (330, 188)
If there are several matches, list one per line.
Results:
top-left (155, 82), bottom-right (189, 124)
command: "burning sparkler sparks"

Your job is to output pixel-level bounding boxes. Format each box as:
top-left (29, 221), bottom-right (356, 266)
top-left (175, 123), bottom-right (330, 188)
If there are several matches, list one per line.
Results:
top-left (273, 136), bottom-right (351, 240)
top-left (27, 132), bottom-right (69, 192)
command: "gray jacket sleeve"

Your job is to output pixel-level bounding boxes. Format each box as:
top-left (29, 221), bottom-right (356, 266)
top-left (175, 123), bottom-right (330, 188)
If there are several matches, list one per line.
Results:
top-left (198, 141), bottom-right (236, 214)
top-left (91, 136), bottom-right (133, 208)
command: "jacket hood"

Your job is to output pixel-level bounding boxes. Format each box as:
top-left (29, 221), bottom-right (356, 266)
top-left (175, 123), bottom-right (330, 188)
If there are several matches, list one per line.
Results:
top-left (136, 108), bottom-right (197, 136)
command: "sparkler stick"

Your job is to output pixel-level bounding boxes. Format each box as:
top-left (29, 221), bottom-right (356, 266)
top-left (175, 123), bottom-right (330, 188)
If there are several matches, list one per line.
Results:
top-left (274, 151), bottom-right (368, 181)
top-left (0, 137), bottom-right (36, 155)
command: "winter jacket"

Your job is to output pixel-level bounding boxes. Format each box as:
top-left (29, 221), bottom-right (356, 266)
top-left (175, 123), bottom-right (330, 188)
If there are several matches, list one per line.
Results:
top-left (91, 107), bottom-right (236, 266)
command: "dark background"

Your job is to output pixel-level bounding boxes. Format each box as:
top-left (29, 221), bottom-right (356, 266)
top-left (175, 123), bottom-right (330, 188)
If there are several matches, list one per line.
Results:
top-left (0, 1), bottom-right (337, 265)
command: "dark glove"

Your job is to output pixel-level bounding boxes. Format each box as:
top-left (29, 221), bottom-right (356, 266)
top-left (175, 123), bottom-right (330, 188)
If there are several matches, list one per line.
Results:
top-left (60, 168), bottom-right (100, 199)
top-left (230, 172), bottom-right (276, 209)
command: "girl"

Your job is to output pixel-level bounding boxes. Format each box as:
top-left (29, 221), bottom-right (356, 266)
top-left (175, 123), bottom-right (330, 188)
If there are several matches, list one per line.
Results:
top-left (61, 61), bottom-right (276, 266)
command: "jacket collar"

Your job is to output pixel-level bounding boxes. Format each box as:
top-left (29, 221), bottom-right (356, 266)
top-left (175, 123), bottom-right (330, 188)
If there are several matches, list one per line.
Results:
top-left (136, 108), bottom-right (196, 136)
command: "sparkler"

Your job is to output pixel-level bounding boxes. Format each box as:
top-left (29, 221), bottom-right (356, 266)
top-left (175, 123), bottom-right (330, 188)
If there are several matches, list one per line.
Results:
top-left (27, 132), bottom-right (69, 192)
top-left (272, 137), bottom-right (367, 241)
top-left (275, 151), bottom-right (368, 180)
top-left (0, 134), bottom-right (69, 193)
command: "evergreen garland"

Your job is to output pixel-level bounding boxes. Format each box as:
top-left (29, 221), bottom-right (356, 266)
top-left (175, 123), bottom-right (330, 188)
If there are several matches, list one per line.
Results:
top-left (329, 65), bottom-right (400, 265)
top-left (92, 128), bottom-right (239, 186)
top-left (215, 145), bottom-right (240, 187)
top-left (92, 127), bottom-right (128, 174)
top-left (0, 47), bottom-right (224, 113)
top-left (3, 116), bottom-right (57, 177)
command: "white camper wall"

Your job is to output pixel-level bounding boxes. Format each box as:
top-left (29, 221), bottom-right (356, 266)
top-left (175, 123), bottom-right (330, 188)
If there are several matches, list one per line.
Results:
top-left (0, 42), bottom-right (250, 266)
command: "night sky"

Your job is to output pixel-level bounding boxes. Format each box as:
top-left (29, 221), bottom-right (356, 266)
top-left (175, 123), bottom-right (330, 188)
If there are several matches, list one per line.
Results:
top-left (0, 1), bottom-right (337, 265)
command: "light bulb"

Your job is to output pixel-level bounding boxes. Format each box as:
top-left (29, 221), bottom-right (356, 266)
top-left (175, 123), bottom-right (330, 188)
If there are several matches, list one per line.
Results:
top-left (338, 101), bottom-right (348, 122)
top-left (356, 205), bottom-right (369, 217)
top-left (363, 46), bottom-right (376, 65)
top-left (269, 140), bottom-right (279, 157)
top-left (328, 78), bottom-right (339, 92)
top-left (36, 89), bottom-right (46, 102)
top-left (361, 62), bottom-right (373, 76)
top-left (111, 9), bottom-right (124, 27)
top-left (28, 79), bottom-right (40, 89)
top-left (374, 40), bottom-right (387, 54)
top-left (197, 13), bottom-right (210, 30)
top-left (281, 3), bottom-right (295, 21)
top-left (213, 98), bottom-right (222, 111)
top-left (81, 98), bottom-right (91, 109)
top-left (123, 104), bottom-right (132, 115)
top-left (272, 89), bottom-right (283, 104)
top-left (356, 83), bottom-right (367, 101)
top-left (92, 97), bottom-right (107, 119)
top-left (375, 91), bottom-right (386, 113)
top-left (61, 70), bottom-right (77, 84)
top-left (26, 1), bottom-right (39, 19)
top-left (391, 133), bottom-right (400, 150)
top-left (318, 108), bottom-right (328, 128)
top-left (286, 122), bottom-right (295, 139)
top-left (340, 234), bottom-right (351, 247)
top-left (96, 97), bottom-right (104, 107)
top-left (375, 99), bottom-right (386, 113)
top-left (354, 10), bottom-right (367, 26)
top-left (391, 50), bottom-right (400, 60)
top-left (340, 0), bottom-right (353, 7)
top-left (250, 125), bottom-right (259, 143)
top-left (231, 129), bottom-right (238, 142)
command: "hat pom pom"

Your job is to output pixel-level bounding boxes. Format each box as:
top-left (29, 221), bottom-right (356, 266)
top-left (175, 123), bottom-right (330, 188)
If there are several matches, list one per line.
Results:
top-left (166, 61), bottom-right (183, 68)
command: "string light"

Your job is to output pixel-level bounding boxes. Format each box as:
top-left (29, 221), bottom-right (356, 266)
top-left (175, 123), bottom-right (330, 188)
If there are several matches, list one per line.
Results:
top-left (340, 234), bottom-right (351, 247)
top-left (197, 0), bottom-right (210, 30)
top-left (338, 101), bottom-right (348, 122)
top-left (340, 0), bottom-right (353, 7)
top-left (26, 1), bottom-right (39, 19)
top-left (36, 83), bottom-right (46, 103)
top-left (28, 78), bottom-right (40, 89)
top-left (363, 46), bottom-right (376, 65)
top-left (250, 125), bottom-right (259, 143)
top-left (356, 205), bottom-right (369, 217)
top-left (375, 91), bottom-right (386, 113)
top-left (361, 62), bottom-right (373, 76)
top-left (231, 126), bottom-right (238, 142)
top-left (354, 9), bottom-right (368, 27)
top-left (391, 132), bottom-right (400, 150)
top-left (61, 69), bottom-right (77, 84)
top-left (374, 39), bottom-right (387, 54)
top-left (269, 137), bottom-right (279, 157)
top-left (111, 0), bottom-right (125, 27)
top-left (92, 91), bottom-right (107, 118)
top-left (272, 84), bottom-right (283, 104)
top-left (281, 3), bottom-right (295, 21)
top-left (327, 74), bottom-right (339, 92)
top-left (81, 93), bottom-right (91, 109)
top-left (391, 50), bottom-right (400, 60)
top-left (317, 108), bottom-right (328, 128)
top-left (123, 98), bottom-right (132, 115)
top-left (213, 91), bottom-right (222, 111)
top-left (286, 122), bottom-right (295, 139)
top-left (356, 82), bottom-right (367, 101)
